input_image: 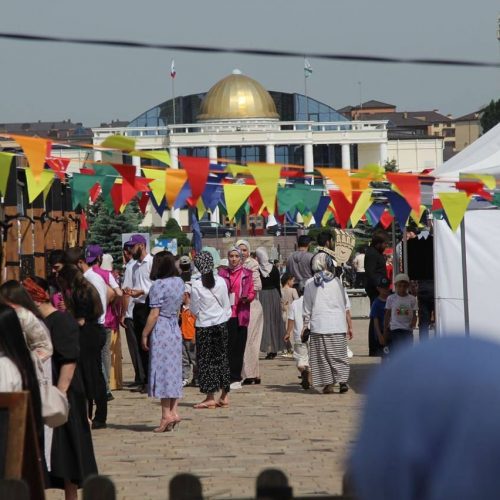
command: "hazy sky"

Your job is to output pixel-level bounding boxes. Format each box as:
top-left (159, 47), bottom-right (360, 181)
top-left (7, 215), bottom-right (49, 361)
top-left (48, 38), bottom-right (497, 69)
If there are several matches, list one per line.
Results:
top-left (1, 0), bottom-right (499, 126)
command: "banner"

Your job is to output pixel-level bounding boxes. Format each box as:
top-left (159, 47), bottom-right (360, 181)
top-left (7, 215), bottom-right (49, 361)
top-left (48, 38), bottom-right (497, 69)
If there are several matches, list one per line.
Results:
top-left (10, 135), bottom-right (51, 179)
top-left (165, 169), bottom-right (188, 208)
top-left (438, 192), bottom-right (471, 231)
top-left (248, 162), bottom-right (282, 215)
top-left (0, 152), bottom-right (14, 196)
top-left (223, 184), bottom-right (256, 221)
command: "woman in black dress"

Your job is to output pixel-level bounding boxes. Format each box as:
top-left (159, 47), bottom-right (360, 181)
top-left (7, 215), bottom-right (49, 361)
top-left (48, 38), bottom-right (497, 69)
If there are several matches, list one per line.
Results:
top-left (23, 277), bottom-right (98, 500)
top-left (57, 265), bottom-right (108, 430)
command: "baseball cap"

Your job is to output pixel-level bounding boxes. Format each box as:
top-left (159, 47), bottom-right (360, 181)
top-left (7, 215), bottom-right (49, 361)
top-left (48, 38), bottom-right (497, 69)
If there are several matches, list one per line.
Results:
top-left (179, 255), bottom-right (191, 265)
top-left (126, 234), bottom-right (147, 247)
top-left (85, 244), bottom-right (103, 263)
top-left (394, 273), bottom-right (410, 285)
top-left (101, 253), bottom-right (114, 271)
top-left (377, 276), bottom-right (390, 289)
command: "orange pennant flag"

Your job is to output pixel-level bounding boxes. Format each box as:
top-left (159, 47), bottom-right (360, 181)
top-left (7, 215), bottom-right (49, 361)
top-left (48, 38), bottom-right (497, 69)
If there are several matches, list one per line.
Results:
top-left (317, 168), bottom-right (352, 202)
top-left (10, 135), bottom-right (51, 179)
top-left (386, 172), bottom-right (421, 214)
top-left (165, 169), bottom-right (188, 208)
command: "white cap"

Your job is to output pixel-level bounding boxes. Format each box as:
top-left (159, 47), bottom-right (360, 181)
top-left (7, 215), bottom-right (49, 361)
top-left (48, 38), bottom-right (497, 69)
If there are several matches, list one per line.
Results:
top-left (394, 273), bottom-right (410, 284)
top-left (101, 253), bottom-right (114, 271)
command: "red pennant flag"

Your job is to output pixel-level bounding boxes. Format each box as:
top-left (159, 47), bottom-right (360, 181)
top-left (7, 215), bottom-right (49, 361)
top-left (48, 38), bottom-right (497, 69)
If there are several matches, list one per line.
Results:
top-left (89, 184), bottom-right (101, 203)
top-left (110, 183), bottom-right (123, 214)
top-left (432, 198), bottom-right (443, 211)
top-left (80, 168), bottom-right (96, 175)
top-left (46, 157), bottom-right (70, 180)
top-left (248, 189), bottom-right (265, 215)
top-left (180, 156), bottom-right (210, 205)
top-left (112, 164), bottom-right (151, 206)
top-left (380, 210), bottom-right (393, 229)
top-left (386, 172), bottom-right (421, 213)
top-left (138, 191), bottom-right (150, 214)
top-left (328, 190), bottom-right (361, 228)
top-left (455, 181), bottom-right (493, 201)
top-left (80, 212), bottom-right (88, 231)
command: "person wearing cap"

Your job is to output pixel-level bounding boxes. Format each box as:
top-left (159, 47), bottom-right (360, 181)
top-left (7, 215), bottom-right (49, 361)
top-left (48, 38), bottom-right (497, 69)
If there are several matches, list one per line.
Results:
top-left (123, 234), bottom-right (153, 393)
top-left (383, 273), bottom-right (417, 353)
top-left (368, 277), bottom-right (391, 357)
top-left (120, 242), bottom-right (145, 387)
top-left (303, 251), bottom-right (353, 394)
top-left (179, 255), bottom-right (192, 284)
top-left (86, 245), bottom-right (122, 400)
top-left (286, 235), bottom-right (313, 293)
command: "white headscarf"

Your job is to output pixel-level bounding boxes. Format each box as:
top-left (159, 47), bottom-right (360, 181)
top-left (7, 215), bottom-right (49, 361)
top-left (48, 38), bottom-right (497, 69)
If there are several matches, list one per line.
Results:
top-left (236, 239), bottom-right (251, 252)
top-left (255, 247), bottom-right (273, 278)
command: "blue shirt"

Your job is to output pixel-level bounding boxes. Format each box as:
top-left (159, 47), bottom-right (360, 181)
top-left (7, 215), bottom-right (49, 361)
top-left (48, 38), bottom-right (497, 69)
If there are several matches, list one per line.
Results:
top-left (370, 297), bottom-right (386, 326)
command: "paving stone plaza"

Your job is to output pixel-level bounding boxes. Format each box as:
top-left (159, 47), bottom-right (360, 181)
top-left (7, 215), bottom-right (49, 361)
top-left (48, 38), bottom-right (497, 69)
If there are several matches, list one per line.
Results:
top-left (46, 319), bottom-right (377, 499)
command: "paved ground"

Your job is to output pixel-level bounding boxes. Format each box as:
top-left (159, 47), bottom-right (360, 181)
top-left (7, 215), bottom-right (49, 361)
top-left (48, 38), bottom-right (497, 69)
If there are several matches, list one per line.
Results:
top-left (48, 319), bottom-right (379, 499)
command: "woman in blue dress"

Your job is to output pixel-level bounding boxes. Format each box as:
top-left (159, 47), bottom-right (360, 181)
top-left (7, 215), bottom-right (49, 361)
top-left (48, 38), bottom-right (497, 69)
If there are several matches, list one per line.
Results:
top-left (141, 251), bottom-right (185, 433)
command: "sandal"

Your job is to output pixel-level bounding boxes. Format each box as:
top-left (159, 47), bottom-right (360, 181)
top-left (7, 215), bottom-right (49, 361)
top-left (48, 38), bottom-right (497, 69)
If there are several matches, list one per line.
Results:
top-left (216, 400), bottom-right (229, 408)
top-left (322, 384), bottom-right (335, 394)
top-left (193, 401), bottom-right (216, 409)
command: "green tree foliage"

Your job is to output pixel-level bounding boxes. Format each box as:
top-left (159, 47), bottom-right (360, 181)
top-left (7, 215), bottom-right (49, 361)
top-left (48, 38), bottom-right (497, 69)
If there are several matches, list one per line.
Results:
top-left (480, 99), bottom-right (500, 133)
top-left (87, 197), bottom-right (144, 265)
top-left (159, 218), bottom-right (191, 247)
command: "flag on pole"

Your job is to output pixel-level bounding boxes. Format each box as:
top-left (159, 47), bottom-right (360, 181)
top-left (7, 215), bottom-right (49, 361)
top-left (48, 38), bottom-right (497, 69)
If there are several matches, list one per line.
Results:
top-left (304, 58), bottom-right (313, 78)
top-left (170, 59), bottom-right (176, 79)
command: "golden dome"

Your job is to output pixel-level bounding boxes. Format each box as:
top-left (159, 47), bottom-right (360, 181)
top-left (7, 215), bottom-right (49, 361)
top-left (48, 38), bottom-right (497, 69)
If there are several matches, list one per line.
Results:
top-left (197, 70), bottom-right (279, 121)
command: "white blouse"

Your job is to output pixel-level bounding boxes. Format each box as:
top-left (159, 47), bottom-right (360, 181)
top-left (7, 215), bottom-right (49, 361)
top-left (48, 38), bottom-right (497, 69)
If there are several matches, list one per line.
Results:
top-left (0, 354), bottom-right (23, 391)
top-left (190, 276), bottom-right (232, 328)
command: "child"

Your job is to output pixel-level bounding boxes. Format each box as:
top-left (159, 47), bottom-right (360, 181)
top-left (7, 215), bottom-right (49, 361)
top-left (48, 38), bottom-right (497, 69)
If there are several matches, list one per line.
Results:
top-left (369, 276), bottom-right (391, 356)
top-left (284, 292), bottom-right (310, 389)
top-left (383, 273), bottom-right (417, 352)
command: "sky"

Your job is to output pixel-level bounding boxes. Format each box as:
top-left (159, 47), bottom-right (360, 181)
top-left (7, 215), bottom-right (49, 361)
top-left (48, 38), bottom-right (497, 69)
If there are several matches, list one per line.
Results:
top-left (0, 0), bottom-right (499, 126)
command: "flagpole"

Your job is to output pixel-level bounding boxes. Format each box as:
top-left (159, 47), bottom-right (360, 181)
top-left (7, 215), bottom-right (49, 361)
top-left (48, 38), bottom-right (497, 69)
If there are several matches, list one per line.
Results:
top-left (172, 75), bottom-right (176, 125)
top-left (304, 57), bottom-right (309, 121)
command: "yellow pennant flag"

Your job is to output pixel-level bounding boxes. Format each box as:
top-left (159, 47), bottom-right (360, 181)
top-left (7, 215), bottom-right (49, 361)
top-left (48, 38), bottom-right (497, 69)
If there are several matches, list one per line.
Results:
top-left (350, 188), bottom-right (373, 227)
top-left (142, 168), bottom-right (166, 205)
top-left (223, 184), bottom-right (256, 221)
top-left (196, 197), bottom-right (206, 218)
top-left (410, 205), bottom-right (427, 226)
top-left (352, 163), bottom-right (385, 180)
top-left (317, 168), bottom-right (352, 202)
top-left (302, 213), bottom-right (314, 227)
top-left (25, 168), bottom-right (54, 203)
top-left (228, 164), bottom-right (249, 177)
top-left (460, 173), bottom-right (496, 190)
top-left (131, 150), bottom-right (170, 165)
top-left (0, 152), bottom-right (15, 196)
top-left (165, 169), bottom-right (188, 208)
top-left (438, 192), bottom-right (471, 232)
top-left (321, 204), bottom-right (334, 226)
top-left (10, 135), bottom-right (50, 179)
top-left (248, 163), bottom-right (281, 215)
top-left (100, 135), bottom-right (136, 152)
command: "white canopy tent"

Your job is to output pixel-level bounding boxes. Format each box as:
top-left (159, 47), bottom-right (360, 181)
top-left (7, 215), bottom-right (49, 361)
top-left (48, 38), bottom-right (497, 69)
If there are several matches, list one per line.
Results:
top-left (433, 122), bottom-right (500, 341)
top-left (435, 122), bottom-right (500, 177)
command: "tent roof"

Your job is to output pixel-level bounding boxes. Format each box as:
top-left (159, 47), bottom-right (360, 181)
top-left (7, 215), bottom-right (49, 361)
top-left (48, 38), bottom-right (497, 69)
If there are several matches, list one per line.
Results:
top-left (435, 122), bottom-right (500, 178)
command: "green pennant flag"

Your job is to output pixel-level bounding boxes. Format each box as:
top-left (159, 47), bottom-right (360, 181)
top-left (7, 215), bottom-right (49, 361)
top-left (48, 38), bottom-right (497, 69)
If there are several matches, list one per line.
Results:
top-left (100, 135), bottom-right (136, 152)
top-left (90, 164), bottom-right (118, 197)
top-left (277, 187), bottom-right (299, 215)
top-left (0, 152), bottom-right (14, 196)
top-left (70, 173), bottom-right (104, 209)
top-left (294, 184), bottom-right (322, 214)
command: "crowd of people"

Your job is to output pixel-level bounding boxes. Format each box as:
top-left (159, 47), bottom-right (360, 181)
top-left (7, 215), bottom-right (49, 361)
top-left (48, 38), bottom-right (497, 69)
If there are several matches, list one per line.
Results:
top-left (1, 225), bottom-right (440, 497)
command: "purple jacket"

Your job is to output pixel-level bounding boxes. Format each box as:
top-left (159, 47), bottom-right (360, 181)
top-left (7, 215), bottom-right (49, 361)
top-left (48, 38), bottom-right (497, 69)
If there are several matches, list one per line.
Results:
top-left (218, 267), bottom-right (255, 327)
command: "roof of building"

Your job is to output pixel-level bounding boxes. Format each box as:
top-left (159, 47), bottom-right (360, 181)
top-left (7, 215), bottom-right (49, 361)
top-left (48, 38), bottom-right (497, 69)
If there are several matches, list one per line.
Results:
top-left (0, 120), bottom-right (92, 139)
top-left (455, 111), bottom-right (481, 122)
top-left (197, 70), bottom-right (279, 121)
top-left (339, 100), bottom-right (396, 112)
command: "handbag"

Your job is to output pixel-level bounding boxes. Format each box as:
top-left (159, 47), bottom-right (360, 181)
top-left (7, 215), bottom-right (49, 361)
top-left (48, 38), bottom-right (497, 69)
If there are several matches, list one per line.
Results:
top-left (34, 356), bottom-right (69, 428)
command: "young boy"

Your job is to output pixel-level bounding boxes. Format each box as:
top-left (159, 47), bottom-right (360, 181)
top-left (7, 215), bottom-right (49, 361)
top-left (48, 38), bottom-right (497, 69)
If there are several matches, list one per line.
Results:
top-left (384, 273), bottom-right (417, 351)
top-left (369, 276), bottom-right (391, 356)
top-left (284, 292), bottom-right (310, 390)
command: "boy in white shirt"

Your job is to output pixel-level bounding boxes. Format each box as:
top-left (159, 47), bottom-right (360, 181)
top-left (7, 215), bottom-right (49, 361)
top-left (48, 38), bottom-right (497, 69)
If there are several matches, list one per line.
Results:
top-left (384, 273), bottom-right (417, 352)
top-left (284, 293), bottom-right (310, 389)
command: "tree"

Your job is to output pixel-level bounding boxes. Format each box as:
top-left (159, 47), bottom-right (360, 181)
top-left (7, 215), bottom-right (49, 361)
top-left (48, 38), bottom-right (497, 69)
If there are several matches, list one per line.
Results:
top-left (480, 99), bottom-right (500, 133)
top-left (87, 196), bottom-right (144, 265)
top-left (384, 159), bottom-right (398, 173)
top-left (159, 218), bottom-right (191, 247)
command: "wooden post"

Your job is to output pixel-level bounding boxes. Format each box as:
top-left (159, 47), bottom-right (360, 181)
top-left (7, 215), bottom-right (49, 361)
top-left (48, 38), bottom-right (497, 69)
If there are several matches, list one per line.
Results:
top-left (2, 156), bottom-right (19, 282)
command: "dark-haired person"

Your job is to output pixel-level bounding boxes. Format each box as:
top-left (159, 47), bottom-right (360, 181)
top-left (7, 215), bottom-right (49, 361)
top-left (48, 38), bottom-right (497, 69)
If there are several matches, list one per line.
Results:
top-left (123, 234), bottom-right (153, 393)
top-left (286, 235), bottom-right (313, 292)
top-left (365, 230), bottom-right (390, 356)
top-left (191, 251), bottom-right (232, 408)
top-left (0, 303), bottom-right (45, 481)
top-left (23, 277), bottom-right (98, 500)
top-left (57, 265), bottom-right (108, 429)
top-left (141, 251), bottom-right (185, 432)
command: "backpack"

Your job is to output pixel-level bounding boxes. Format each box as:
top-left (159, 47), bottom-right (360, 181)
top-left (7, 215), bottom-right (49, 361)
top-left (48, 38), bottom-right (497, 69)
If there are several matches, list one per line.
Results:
top-left (180, 307), bottom-right (196, 341)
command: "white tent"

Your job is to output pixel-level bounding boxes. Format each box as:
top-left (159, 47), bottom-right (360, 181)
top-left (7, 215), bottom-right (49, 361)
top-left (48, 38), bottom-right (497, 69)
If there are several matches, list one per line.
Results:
top-left (433, 122), bottom-right (500, 341)
top-left (435, 121), bottom-right (500, 177)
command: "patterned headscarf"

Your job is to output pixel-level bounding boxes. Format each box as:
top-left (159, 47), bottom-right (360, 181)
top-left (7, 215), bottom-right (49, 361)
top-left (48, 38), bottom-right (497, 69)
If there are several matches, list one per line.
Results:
top-left (201, 246), bottom-right (221, 268)
top-left (194, 251), bottom-right (214, 275)
top-left (22, 278), bottom-right (50, 303)
top-left (227, 245), bottom-right (242, 258)
top-left (311, 251), bottom-right (336, 287)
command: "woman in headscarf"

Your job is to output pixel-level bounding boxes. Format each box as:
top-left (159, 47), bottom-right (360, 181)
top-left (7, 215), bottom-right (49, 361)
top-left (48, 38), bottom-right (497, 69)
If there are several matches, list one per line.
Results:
top-left (256, 247), bottom-right (286, 359)
top-left (218, 246), bottom-right (255, 390)
top-left (190, 251), bottom-right (232, 408)
top-left (350, 337), bottom-right (500, 500)
top-left (236, 239), bottom-right (264, 385)
top-left (24, 277), bottom-right (98, 500)
top-left (303, 252), bottom-right (353, 394)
